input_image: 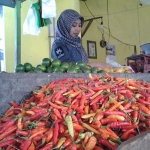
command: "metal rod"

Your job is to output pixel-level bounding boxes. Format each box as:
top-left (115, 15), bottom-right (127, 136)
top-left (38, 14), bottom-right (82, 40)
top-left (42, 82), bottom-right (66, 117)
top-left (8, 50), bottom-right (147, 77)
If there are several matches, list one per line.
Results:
top-left (81, 20), bottom-right (93, 38)
top-left (14, 0), bottom-right (21, 68)
top-left (84, 16), bottom-right (103, 22)
top-left (134, 45), bottom-right (137, 54)
top-left (81, 16), bottom-right (103, 37)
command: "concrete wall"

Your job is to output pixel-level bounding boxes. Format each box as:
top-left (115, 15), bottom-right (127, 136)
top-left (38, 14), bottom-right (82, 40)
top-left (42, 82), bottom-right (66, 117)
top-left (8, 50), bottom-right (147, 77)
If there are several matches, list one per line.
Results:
top-left (0, 72), bottom-right (150, 114)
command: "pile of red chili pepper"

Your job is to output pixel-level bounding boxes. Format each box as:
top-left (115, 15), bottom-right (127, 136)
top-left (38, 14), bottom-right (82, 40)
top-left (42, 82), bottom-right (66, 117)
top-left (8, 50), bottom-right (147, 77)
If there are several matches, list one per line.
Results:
top-left (0, 74), bottom-right (150, 150)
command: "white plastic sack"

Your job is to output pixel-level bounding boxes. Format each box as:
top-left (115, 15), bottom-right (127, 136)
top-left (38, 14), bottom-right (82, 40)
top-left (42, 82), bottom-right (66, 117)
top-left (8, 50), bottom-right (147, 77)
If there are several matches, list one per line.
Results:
top-left (42, 0), bottom-right (56, 18)
top-left (106, 55), bottom-right (122, 68)
top-left (23, 1), bottom-right (40, 36)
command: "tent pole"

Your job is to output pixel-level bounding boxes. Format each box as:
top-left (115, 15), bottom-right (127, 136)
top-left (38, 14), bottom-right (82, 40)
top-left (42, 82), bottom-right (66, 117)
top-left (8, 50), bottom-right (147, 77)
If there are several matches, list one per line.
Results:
top-left (14, 0), bottom-right (21, 67)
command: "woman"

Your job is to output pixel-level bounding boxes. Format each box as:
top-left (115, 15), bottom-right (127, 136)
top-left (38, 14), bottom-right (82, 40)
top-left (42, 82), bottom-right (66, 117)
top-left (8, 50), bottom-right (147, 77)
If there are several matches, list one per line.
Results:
top-left (51, 9), bottom-right (88, 63)
top-left (51, 9), bottom-right (111, 68)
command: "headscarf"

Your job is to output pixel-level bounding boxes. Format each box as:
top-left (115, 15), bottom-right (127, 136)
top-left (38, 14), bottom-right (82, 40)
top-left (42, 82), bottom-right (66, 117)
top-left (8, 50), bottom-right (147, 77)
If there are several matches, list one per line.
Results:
top-left (56, 9), bottom-right (88, 63)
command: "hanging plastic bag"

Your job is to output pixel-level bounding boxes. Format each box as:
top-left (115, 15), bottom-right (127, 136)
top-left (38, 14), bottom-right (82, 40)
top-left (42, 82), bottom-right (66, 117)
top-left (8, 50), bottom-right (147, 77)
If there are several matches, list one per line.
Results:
top-left (41, 0), bottom-right (56, 18)
top-left (106, 55), bottom-right (122, 68)
top-left (23, 0), bottom-right (40, 36)
top-left (32, 0), bottom-right (52, 28)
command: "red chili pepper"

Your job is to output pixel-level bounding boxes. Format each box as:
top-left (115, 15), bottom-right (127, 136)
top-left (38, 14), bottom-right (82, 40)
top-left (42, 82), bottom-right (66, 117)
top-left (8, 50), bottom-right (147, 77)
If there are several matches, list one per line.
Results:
top-left (109, 121), bottom-right (131, 129)
top-left (28, 143), bottom-right (35, 150)
top-left (53, 121), bottom-right (59, 145)
top-left (93, 146), bottom-right (104, 150)
top-left (66, 143), bottom-right (77, 150)
top-left (59, 124), bottom-right (65, 133)
top-left (71, 105), bottom-right (84, 113)
top-left (67, 107), bottom-right (73, 115)
top-left (139, 103), bottom-right (150, 114)
top-left (13, 107), bottom-right (22, 115)
top-left (69, 90), bottom-right (82, 98)
top-left (132, 111), bottom-right (138, 123)
top-left (52, 89), bottom-right (67, 101)
top-left (98, 138), bottom-right (116, 149)
top-left (31, 107), bottom-right (47, 113)
top-left (0, 116), bottom-right (13, 123)
top-left (51, 114), bottom-right (58, 121)
top-left (121, 124), bottom-right (137, 130)
top-left (48, 81), bottom-right (55, 89)
top-left (0, 125), bottom-right (17, 141)
top-left (121, 129), bottom-right (134, 140)
top-left (145, 119), bottom-right (150, 127)
top-left (131, 103), bottom-right (139, 111)
top-left (26, 111), bottom-right (47, 122)
top-left (16, 130), bottom-right (29, 136)
top-left (39, 143), bottom-right (53, 150)
top-left (105, 126), bottom-right (118, 136)
top-left (0, 118), bottom-right (16, 134)
top-left (3, 133), bottom-right (16, 141)
top-left (0, 139), bottom-right (16, 148)
top-left (91, 103), bottom-right (98, 112)
top-left (72, 115), bottom-right (78, 122)
top-left (101, 118), bottom-right (118, 125)
top-left (128, 80), bottom-right (139, 88)
top-left (103, 111), bottom-right (126, 117)
top-left (85, 92), bottom-right (94, 98)
top-left (61, 110), bottom-right (67, 118)
top-left (112, 86), bottom-right (125, 91)
top-left (119, 90), bottom-right (130, 94)
top-left (94, 112), bottom-right (103, 124)
top-left (79, 93), bottom-right (86, 109)
top-left (61, 138), bottom-right (72, 149)
top-left (30, 128), bottom-right (48, 139)
top-left (53, 108), bottom-right (63, 120)
top-left (6, 145), bottom-right (16, 150)
top-left (126, 133), bottom-right (135, 140)
top-left (37, 102), bottom-right (49, 107)
top-left (92, 86), bottom-right (112, 92)
top-left (49, 102), bottom-right (67, 110)
top-left (22, 139), bottom-right (32, 150)
top-left (33, 134), bottom-right (45, 142)
top-left (10, 101), bottom-right (19, 108)
top-left (90, 95), bottom-right (103, 105)
top-left (73, 123), bottom-right (83, 131)
top-left (124, 101), bottom-right (132, 110)
top-left (45, 129), bottom-right (53, 143)
top-left (126, 90), bottom-right (132, 99)
top-left (138, 89), bottom-right (150, 98)
top-left (137, 98), bottom-right (150, 105)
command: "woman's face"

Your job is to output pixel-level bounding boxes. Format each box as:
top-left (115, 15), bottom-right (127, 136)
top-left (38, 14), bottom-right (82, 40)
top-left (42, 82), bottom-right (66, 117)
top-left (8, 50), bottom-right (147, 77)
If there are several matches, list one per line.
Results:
top-left (70, 19), bottom-right (82, 38)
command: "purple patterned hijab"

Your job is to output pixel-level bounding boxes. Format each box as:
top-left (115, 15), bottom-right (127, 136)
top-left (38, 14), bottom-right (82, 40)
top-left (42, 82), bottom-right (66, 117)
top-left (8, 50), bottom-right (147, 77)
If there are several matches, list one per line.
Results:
top-left (56, 9), bottom-right (88, 63)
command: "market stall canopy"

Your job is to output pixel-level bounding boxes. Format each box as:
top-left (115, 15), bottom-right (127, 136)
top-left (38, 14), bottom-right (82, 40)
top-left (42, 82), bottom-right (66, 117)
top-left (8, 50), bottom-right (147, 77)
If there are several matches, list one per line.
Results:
top-left (0, 0), bottom-right (26, 8)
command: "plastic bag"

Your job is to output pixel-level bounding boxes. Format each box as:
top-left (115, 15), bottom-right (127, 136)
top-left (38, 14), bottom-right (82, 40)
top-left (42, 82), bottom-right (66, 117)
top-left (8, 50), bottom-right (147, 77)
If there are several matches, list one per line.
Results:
top-left (23, 1), bottom-right (40, 36)
top-left (41, 0), bottom-right (56, 18)
top-left (32, 0), bottom-right (52, 28)
top-left (106, 55), bottom-right (122, 68)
